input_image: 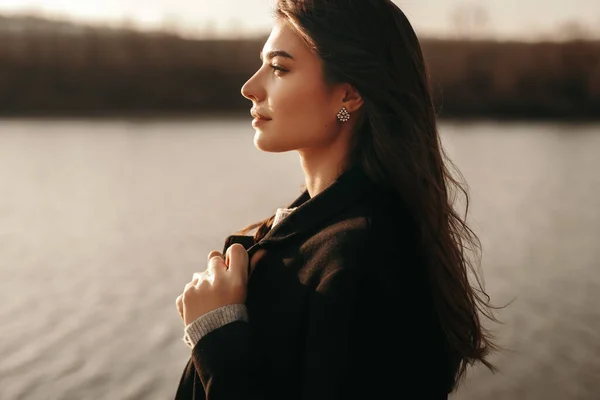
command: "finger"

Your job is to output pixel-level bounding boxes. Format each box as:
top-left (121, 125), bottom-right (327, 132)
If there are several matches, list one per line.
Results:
top-left (225, 243), bottom-right (249, 280)
top-left (207, 251), bottom-right (226, 273)
top-left (207, 250), bottom-right (224, 263)
top-left (192, 272), bottom-right (204, 282)
top-left (184, 280), bottom-right (195, 292)
top-left (207, 255), bottom-right (228, 276)
top-left (190, 270), bottom-right (210, 286)
top-left (184, 271), bottom-right (206, 292)
top-left (176, 294), bottom-right (183, 319)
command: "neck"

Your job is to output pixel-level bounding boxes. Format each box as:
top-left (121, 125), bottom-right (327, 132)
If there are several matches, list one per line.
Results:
top-left (298, 138), bottom-right (350, 198)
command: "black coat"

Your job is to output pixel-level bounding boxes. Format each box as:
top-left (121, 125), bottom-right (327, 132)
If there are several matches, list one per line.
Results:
top-left (175, 166), bottom-right (453, 399)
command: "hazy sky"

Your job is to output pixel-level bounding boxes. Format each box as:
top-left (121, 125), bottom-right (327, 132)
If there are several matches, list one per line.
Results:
top-left (1, 0), bottom-right (599, 39)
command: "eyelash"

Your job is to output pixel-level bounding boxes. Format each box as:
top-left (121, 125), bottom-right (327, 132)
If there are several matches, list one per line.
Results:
top-left (269, 64), bottom-right (288, 76)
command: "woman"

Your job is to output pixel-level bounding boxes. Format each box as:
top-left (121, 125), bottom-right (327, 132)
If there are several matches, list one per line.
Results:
top-left (174, 0), bottom-right (497, 398)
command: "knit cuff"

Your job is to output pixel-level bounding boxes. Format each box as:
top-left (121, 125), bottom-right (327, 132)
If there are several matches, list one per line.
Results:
top-left (182, 304), bottom-right (249, 349)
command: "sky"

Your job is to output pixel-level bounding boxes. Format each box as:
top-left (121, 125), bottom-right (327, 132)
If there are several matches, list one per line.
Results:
top-left (1, 0), bottom-right (599, 40)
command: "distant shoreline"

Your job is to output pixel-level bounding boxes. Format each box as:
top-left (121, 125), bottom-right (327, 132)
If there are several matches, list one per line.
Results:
top-left (1, 15), bottom-right (599, 121)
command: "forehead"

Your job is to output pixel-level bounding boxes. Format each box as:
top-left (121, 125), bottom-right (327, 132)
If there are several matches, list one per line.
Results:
top-left (263, 21), bottom-right (311, 58)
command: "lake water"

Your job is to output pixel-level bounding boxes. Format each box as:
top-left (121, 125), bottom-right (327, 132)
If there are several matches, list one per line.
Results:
top-left (0, 118), bottom-right (599, 400)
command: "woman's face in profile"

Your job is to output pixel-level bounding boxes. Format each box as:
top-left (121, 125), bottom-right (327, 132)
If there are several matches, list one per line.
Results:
top-left (241, 21), bottom-right (345, 154)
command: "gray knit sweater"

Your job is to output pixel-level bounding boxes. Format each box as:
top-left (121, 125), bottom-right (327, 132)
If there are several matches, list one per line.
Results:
top-left (182, 207), bottom-right (297, 348)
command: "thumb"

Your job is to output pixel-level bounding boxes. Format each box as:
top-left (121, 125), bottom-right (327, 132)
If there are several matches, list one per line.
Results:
top-left (225, 244), bottom-right (249, 280)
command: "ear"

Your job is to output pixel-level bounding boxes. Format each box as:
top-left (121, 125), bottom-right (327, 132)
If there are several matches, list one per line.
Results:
top-left (340, 83), bottom-right (363, 113)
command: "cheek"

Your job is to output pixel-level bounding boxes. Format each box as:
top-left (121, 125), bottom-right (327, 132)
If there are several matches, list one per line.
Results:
top-left (272, 81), bottom-right (334, 137)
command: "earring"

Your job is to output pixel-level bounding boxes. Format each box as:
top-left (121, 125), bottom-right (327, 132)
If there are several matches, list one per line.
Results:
top-left (337, 107), bottom-right (350, 122)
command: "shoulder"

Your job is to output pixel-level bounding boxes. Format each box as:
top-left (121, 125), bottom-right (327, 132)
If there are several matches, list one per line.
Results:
top-left (300, 194), bottom-right (413, 270)
top-left (306, 190), bottom-right (415, 249)
top-left (309, 212), bottom-right (371, 249)
top-left (301, 202), bottom-right (372, 255)
top-left (292, 207), bottom-right (370, 289)
top-left (299, 190), bottom-right (422, 280)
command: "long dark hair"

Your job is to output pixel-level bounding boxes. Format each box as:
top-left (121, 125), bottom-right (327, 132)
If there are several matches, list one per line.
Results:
top-left (237, 0), bottom-right (499, 390)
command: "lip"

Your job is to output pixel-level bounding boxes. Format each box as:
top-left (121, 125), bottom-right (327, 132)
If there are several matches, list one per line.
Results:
top-left (250, 108), bottom-right (272, 121)
top-left (252, 118), bottom-right (271, 127)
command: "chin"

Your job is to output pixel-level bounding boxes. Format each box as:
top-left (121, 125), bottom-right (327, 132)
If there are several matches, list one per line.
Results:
top-left (253, 131), bottom-right (295, 153)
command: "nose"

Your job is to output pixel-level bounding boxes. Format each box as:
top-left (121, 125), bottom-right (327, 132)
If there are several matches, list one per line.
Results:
top-left (241, 70), bottom-right (263, 102)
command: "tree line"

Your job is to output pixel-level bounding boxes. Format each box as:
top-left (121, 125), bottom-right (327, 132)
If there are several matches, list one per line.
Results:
top-left (0, 16), bottom-right (598, 120)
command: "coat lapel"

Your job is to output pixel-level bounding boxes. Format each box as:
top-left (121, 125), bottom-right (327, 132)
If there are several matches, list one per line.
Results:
top-left (222, 166), bottom-right (377, 272)
top-left (259, 165), bottom-right (375, 246)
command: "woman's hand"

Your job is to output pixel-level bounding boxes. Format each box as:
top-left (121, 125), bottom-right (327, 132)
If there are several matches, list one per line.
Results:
top-left (176, 244), bottom-right (249, 326)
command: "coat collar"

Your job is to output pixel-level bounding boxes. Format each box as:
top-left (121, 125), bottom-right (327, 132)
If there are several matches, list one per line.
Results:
top-left (258, 165), bottom-right (376, 247)
top-left (222, 165), bottom-right (379, 273)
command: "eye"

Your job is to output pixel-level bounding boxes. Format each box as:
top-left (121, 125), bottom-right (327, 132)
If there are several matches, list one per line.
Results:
top-left (269, 64), bottom-right (288, 76)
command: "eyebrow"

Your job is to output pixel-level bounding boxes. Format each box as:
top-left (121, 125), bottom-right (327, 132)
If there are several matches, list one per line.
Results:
top-left (259, 50), bottom-right (295, 61)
